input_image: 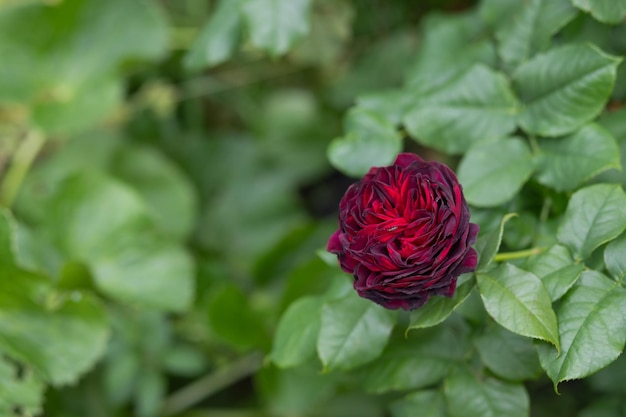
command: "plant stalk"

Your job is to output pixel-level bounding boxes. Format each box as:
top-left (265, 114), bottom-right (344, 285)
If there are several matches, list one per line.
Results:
top-left (0, 129), bottom-right (45, 208)
top-left (493, 247), bottom-right (544, 262)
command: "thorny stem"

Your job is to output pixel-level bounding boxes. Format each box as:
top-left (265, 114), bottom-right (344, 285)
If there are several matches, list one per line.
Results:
top-left (0, 129), bottom-right (45, 208)
top-left (493, 247), bottom-right (544, 262)
top-left (160, 352), bottom-right (264, 417)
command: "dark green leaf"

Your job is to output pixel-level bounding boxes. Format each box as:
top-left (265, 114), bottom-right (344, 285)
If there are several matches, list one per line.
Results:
top-left (242, 0), bottom-right (312, 55)
top-left (271, 296), bottom-right (323, 368)
top-left (513, 44), bottom-right (621, 137)
top-left (404, 65), bottom-right (519, 155)
top-left (458, 137), bottom-right (533, 207)
top-left (360, 318), bottom-right (470, 393)
top-left (390, 390), bottom-right (445, 417)
top-left (474, 213), bottom-right (517, 271)
top-left (496, 0), bottom-right (577, 69)
top-left (317, 293), bottom-right (396, 371)
top-left (537, 271), bottom-right (626, 388)
top-left (557, 183), bottom-right (626, 260)
top-left (328, 108), bottom-right (402, 177)
top-left (571, 0), bottom-right (626, 24)
top-left (477, 263), bottom-right (560, 350)
top-left (184, 0), bottom-right (243, 70)
top-left (444, 367), bottom-right (530, 417)
top-left (208, 285), bottom-right (268, 350)
top-left (407, 274), bottom-right (474, 331)
top-left (475, 324), bottom-right (542, 381)
top-left (604, 232), bottom-right (626, 280)
top-left (390, 390), bottom-right (446, 417)
top-left (535, 123), bottom-right (621, 191)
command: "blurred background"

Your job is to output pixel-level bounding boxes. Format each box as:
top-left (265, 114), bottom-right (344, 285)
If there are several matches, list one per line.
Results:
top-left (3, 0), bottom-right (622, 416)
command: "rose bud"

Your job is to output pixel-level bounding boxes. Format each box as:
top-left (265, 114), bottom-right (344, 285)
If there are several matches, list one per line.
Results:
top-left (327, 153), bottom-right (479, 310)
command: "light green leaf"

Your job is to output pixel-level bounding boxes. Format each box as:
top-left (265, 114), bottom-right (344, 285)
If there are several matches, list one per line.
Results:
top-left (328, 108), bottom-right (402, 177)
top-left (513, 43), bottom-right (621, 136)
top-left (46, 173), bottom-right (194, 311)
top-left (475, 324), bottom-right (542, 381)
top-left (458, 138), bottom-right (534, 207)
top-left (571, 0), bottom-right (626, 24)
top-left (535, 123), bottom-right (621, 191)
top-left (111, 144), bottom-right (198, 240)
top-left (317, 293), bottom-right (396, 371)
top-left (404, 65), bottom-right (519, 155)
top-left (0, 356), bottom-right (44, 417)
top-left (541, 264), bottom-right (584, 302)
top-left (407, 274), bottom-right (474, 331)
top-left (496, 0), bottom-right (577, 69)
top-left (356, 90), bottom-right (412, 126)
top-left (557, 183), bottom-right (626, 260)
top-left (271, 296), bottom-right (323, 368)
top-left (361, 318), bottom-right (470, 393)
top-left (474, 213), bottom-right (517, 271)
top-left (390, 390), bottom-right (446, 417)
top-left (604, 232), bottom-right (626, 280)
top-left (477, 263), bottom-right (560, 350)
top-left (184, 0), bottom-right (243, 70)
top-left (0, 210), bottom-right (109, 386)
top-left (242, 0), bottom-right (312, 56)
top-left (444, 367), bottom-right (530, 417)
top-left (537, 271), bottom-right (626, 388)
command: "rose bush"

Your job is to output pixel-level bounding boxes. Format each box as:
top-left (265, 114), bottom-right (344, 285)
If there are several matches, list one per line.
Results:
top-left (327, 153), bottom-right (478, 310)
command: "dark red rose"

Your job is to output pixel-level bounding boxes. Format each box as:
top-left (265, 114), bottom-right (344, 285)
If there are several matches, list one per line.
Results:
top-left (327, 153), bottom-right (479, 310)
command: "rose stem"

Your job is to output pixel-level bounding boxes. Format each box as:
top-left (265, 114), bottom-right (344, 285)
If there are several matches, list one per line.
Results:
top-left (493, 247), bottom-right (544, 262)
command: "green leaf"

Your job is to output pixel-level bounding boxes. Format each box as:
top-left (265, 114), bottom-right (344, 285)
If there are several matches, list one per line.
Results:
top-left (208, 285), bottom-right (268, 350)
top-left (404, 65), bottom-right (519, 155)
top-left (605, 232), bottom-right (626, 280)
top-left (475, 324), bottom-right (542, 381)
top-left (477, 263), bottom-right (560, 350)
top-left (406, 12), bottom-right (496, 96)
top-left (496, 0), bottom-right (577, 69)
top-left (474, 213), bottom-right (517, 271)
top-left (537, 271), bottom-right (626, 388)
top-left (135, 369), bottom-right (166, 417)
top-left (407, 274), bottom-right (474, 331)
top-left (317, 293), bottom-right (396, 371)
top-left (557, 183), bottom-right (626, 260)
top-left (111, 144), bottom-right (198, 240)
top-left (242, 0), bottom-right (312, 56)
top-left (356, 90), bottom-right (412, 126)
top-left (513, 43), bottom-right (621, 136)
top-left (444, 367), bottom-right (530, 417)
top-left (571, 0), bottom-right (626, 24)
top-left (360, 318), bottom-right (470, 393)
top-left (0, 0), bottom-right (168, 135)
top-left (328, 108), bottom-right (402, 177)
top-left (0, 210), bottom-right (109, 386)
top-left (458, 137), bottom-right (533, 207)
top-left (46, 173), bottom-right (194, 311)
top-left (390, 390), bottom-right (446, 417)
top-left (0, 356), bottom-right (44, 417)
top-left (535, 123), bottom-right (621, 191)
top-left (271, 296), bottom-right (323, 368)
top-left (524, 245), bottom-right (583, 301)
top-left (184, 0), bottom-right (243, 70)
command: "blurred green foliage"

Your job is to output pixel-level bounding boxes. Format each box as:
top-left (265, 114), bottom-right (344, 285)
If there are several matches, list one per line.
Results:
top-left (3, 0), bottom-right (626, 417)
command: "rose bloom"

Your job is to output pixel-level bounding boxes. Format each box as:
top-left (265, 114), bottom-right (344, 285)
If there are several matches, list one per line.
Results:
top-left (327, 153), bottom-right (479, 310)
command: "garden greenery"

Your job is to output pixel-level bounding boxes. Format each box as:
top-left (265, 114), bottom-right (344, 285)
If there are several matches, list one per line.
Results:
top-left (2, 0), bottom-right (626, 416)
